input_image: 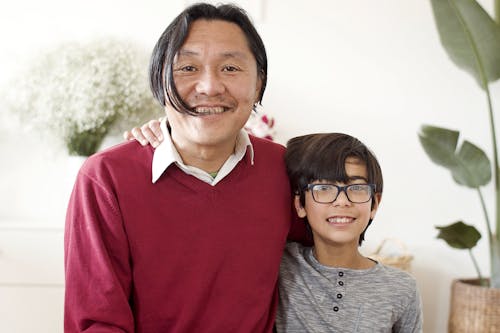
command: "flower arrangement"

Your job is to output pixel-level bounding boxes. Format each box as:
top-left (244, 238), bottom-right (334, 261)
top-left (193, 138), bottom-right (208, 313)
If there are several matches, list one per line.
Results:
top-left (244, 110), bottom-right (276, 141)
top-left (7, 38), bottom-right (160, 156)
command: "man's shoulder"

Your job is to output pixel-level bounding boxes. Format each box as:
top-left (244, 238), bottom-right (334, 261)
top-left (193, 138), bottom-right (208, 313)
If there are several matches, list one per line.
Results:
top-left (81, 141), bottom-right (153, 176)
top-left (249, 135), bottom-right (285, 153)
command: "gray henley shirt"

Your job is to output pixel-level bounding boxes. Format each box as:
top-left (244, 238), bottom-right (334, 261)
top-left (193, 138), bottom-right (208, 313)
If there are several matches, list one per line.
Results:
top-left (276, 242), bottom-right (423, 333)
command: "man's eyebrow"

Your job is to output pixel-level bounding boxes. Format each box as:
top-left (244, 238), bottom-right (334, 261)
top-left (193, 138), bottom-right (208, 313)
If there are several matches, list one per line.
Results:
top-left (176, 49), bottom-right (199, 57)
top-left (220, 51), bottom-right (249, 60)
top-left (176, 49), bottom-right (250, 60)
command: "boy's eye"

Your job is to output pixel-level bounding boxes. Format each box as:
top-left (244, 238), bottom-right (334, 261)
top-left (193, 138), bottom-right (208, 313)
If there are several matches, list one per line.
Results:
top-left (349, 185), bottom-right (364, 191)
top-left (315, 185), bottom-right (333, 192)
top-left (348, 184), bottom-right (370, 192)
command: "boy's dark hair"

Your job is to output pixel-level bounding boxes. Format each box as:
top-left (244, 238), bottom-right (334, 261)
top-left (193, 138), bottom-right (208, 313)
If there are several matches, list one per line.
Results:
top-left (149, 2), bottom-right (267, 116)
top-left (285, 133), bottom-right (384, 245)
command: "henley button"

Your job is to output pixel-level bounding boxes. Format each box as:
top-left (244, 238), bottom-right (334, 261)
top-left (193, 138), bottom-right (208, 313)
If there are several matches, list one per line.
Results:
top-left (338, 272), bottom-right (344, 277)
top-left (333, 306), bottom-right (339, 312)
top-left (337, 293), bottom-right (343, 299)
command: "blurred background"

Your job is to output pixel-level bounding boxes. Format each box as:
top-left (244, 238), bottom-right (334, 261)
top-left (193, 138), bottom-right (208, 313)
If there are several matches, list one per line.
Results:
top-left (0, 0), bottom-right (498, 331)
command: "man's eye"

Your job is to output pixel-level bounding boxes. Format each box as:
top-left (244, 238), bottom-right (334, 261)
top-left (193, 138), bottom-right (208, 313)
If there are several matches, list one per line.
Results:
top-left (222, 65), bottom-right (239, 72)
top-left (178, 65), bottom-right (196, 72)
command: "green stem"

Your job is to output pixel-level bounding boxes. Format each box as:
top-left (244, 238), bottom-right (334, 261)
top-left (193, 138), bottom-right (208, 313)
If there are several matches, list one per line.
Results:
top-left (66, 126), bottom-right (110, 156)
top-left (448, 3), bottom-right (498, 236)
top-left (484, 85), bottom-right (500, 245)
top-left (468, 248), bottom-right (485, 285)
top-left (478, 188), bottom-right (494, 244)
top-left (454, 0), bottom-right (500, 248)
top-left (496, 0), bottom-right (500, 24)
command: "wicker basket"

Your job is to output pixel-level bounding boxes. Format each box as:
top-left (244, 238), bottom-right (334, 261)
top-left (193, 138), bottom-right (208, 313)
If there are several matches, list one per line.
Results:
top-left (368, 238), bottom-right (413, 272)
top-left (448, 278), bottom-right (500, 333)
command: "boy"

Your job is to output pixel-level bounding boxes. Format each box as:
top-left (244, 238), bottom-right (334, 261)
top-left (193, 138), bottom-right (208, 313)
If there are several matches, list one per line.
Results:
top-left (278, 132), bottom-right (422, 332)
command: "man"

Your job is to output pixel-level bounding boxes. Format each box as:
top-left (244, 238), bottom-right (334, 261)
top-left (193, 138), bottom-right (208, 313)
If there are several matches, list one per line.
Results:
top-left (64, 3), bottom-right (305, 332)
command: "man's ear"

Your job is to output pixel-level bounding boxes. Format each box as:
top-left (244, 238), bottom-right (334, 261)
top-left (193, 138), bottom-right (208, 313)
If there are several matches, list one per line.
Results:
top-left (254, 72), bottom-right (263, 104)
top-left (370, 193), bottom-right (382, 220)
top-left (294, 195), bottom-right (307, 218)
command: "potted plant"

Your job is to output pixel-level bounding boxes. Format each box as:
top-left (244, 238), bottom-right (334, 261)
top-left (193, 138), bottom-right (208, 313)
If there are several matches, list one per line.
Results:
top-left (5, 38), bottom-right (160, 156)
top-left (418, 0), bottom-right (500, 331)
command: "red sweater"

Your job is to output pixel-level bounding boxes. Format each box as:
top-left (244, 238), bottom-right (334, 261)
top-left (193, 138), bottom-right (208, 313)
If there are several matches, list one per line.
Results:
top-left (64, 137), bottom-right (303, 332)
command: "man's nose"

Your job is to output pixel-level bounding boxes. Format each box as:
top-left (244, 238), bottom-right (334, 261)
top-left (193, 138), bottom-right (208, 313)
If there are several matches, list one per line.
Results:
top-left (195, 69), bottom-right (225, 96)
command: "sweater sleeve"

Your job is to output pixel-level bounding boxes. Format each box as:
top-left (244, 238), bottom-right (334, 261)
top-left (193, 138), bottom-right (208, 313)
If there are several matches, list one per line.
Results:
top-left (64, 167), bottom-right (134, 332)
top-left (286, 206), bottom-right (313, 246)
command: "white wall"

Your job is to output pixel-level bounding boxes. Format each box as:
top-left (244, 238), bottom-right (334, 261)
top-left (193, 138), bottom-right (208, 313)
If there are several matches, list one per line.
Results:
top-left (0, 0), bottom-right (498, 332)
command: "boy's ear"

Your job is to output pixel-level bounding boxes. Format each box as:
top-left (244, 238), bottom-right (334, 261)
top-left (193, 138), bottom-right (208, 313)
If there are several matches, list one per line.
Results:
top-left (294, 195), bottom-right (307, 218)
top-left (370, 193), bottom-right (382, 220)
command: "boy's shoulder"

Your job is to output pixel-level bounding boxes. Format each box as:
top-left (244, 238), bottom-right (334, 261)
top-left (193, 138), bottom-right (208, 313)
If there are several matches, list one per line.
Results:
top-left (280, 242), bottom-right (312, 270)
top-left (376, 263), bottom-right (416, 282)
top-left (284, 241), bottom-right (310, 257)
top-left (372, 263), bottom-right (419, 297)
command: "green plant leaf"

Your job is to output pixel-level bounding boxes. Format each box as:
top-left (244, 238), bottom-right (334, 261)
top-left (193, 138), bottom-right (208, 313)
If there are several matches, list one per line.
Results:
top-left (430, 0), bottom-right (500, 89)
top-left (452, 140), bottom-right (492, 186)
top-left (419, 125), bottom-right (491, 187)
top-left (418, 125), bottom-right (459, 168)
top-left (436, 221), bottom-right (481, 249)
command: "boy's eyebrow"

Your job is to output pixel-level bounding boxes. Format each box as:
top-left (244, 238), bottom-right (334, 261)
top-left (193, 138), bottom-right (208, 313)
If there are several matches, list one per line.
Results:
top-left (347, 176), bottom-right (369, 182)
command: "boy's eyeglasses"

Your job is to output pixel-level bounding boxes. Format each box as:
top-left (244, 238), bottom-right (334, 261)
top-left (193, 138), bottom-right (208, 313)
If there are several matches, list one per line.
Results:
top-left (304, 184), bottom-right (376, 204)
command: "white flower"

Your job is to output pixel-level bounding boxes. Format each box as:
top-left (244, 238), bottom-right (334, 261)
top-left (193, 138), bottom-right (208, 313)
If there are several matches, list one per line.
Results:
top-left (6, 38), bottom-right (160, 155)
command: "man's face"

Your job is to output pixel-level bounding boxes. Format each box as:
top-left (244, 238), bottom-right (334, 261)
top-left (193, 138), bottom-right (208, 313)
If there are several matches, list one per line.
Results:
top-left (166, 19), bottom-right (262, 151)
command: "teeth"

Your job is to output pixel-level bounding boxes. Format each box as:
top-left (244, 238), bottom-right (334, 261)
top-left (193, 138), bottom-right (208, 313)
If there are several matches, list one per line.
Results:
top-left (194, 106), bottom-right (226, 115)
top-left (327, 217), bottom-right (353, 224)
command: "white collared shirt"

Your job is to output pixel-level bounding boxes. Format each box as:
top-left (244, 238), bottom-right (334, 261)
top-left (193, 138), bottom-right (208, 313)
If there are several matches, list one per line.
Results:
top-left (152, 119), bottom-right (254, 185)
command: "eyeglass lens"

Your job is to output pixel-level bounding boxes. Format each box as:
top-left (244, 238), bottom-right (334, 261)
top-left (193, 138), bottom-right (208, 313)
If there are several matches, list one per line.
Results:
top-left (311, 184), bottom-right (372, 203)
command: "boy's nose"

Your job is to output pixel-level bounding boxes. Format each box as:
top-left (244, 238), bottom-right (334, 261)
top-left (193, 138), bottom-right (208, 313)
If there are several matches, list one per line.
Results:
top-left (333, 190), bottom-right (351, 206)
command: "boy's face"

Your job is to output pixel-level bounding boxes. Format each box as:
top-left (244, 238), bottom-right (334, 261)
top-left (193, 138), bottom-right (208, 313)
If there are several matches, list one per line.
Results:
top-left (294, 157), bottom-right (380, 249)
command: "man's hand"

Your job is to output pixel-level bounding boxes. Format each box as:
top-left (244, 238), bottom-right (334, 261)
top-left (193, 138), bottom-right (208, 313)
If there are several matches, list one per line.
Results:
top-left (123, 119), bottom-right (164, 148)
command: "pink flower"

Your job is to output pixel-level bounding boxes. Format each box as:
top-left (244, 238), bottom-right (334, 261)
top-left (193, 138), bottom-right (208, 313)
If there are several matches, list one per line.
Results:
top-left (244, 111), bottom-right (276, 141)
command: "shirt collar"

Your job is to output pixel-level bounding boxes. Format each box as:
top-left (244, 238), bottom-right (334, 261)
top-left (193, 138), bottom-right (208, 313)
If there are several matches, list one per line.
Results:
top-left (152, 118), bottom-right (254, 184)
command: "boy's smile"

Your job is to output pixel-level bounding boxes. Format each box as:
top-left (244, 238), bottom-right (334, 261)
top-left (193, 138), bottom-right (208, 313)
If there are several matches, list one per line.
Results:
top-left (326, 216), bottom-right (355, 224)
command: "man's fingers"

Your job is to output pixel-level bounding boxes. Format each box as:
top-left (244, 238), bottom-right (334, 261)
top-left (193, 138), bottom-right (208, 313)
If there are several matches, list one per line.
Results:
top-left (148, 119), bottom-right (164, 142)
top-left (131, 127), bottom-right (149, 146)
top-left (140, 123), bottom-right (160, 148)
top-left (123, 130), bottom-right (134, 141)
top-left (124, 119), bottom-right (165, 147)
top-left (123, 127), bottom-right (146, 144)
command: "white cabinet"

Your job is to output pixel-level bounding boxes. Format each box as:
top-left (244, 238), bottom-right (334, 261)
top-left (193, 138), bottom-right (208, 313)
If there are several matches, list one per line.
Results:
top-left (0, 286), bottom-right (64, 333)
top-left (0, 223), bottom-right (64, 333)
